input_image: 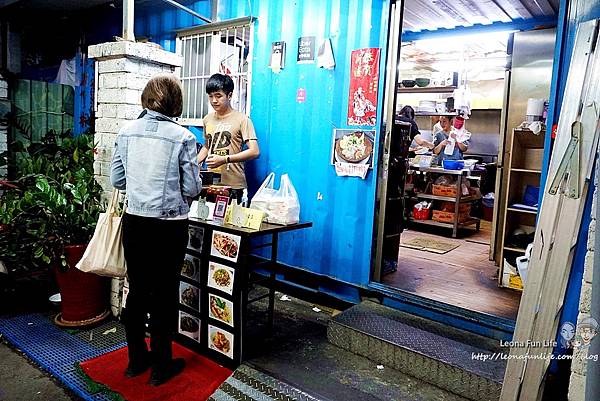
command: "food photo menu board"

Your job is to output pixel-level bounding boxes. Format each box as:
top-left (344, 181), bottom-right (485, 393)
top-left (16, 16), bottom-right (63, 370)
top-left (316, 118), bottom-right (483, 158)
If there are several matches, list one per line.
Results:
top-left (176, 224), bottom-right (243, 369)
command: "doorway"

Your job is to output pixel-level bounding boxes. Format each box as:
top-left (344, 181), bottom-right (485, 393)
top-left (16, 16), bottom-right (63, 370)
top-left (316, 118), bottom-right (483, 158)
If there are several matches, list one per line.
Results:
top-left (373, 1), bottom-right (557, 321)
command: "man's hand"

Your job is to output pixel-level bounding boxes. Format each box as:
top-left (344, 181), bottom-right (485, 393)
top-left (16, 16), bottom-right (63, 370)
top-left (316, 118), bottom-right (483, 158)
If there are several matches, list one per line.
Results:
top-left (206, 154), bottom-right (227, 168)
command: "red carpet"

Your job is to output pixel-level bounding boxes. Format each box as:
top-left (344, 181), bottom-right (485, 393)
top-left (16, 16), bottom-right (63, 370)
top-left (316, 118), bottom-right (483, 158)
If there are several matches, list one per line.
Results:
top-left (80, 341), bottom-right (232, 401)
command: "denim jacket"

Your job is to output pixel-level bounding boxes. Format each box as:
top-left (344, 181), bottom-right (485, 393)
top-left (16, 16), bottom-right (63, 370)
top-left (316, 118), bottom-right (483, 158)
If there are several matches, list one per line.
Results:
top-left (111, 109), bottom-right (202, 218)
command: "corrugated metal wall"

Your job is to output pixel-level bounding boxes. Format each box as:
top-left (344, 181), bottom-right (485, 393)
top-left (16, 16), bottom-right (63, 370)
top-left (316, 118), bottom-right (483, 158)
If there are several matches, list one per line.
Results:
top-left (134, 0), bottom-right (391, 287)
top-left (135, 1), bottom-right (214, 52)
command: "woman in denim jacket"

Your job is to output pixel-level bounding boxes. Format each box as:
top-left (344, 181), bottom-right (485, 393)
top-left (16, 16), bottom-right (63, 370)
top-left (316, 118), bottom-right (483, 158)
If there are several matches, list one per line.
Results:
top-left (111, 74), bottom-right (202, 386)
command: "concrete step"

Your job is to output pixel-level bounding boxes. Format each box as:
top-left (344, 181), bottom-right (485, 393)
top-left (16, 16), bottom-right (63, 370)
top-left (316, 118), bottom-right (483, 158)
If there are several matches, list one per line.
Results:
top-left (327, 301), bottom-right (506, 401)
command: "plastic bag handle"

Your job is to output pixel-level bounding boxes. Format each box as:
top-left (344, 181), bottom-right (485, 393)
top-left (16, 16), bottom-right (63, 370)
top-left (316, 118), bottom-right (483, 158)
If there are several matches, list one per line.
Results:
top-left (256, 172), bottom-right (276, 193)
top-left (280, 174), bottom-right (298, 198)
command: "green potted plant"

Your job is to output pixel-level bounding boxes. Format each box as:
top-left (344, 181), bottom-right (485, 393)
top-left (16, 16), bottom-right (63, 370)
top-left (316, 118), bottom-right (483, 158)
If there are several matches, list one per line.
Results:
top-left (0, 129), bottom-right (110, 326)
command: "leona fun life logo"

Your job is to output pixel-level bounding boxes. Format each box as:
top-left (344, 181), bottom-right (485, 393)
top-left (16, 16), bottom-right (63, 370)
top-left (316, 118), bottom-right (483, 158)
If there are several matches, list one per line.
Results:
top-left (560, 317), bottom-right (598, 349)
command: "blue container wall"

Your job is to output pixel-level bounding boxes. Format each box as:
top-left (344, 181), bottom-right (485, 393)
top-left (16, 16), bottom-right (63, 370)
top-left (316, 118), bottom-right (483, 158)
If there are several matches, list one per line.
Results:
top-left (134, 1), bottom-right (213, 52)
top-left (135, 0), bottom-right (391, 286)
top-left (225, 0), bottom-right (390, 286)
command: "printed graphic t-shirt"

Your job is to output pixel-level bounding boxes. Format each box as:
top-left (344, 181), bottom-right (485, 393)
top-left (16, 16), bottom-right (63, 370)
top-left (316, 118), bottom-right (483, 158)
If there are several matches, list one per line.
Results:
top-left (203, 110), bottom-right (257, 189)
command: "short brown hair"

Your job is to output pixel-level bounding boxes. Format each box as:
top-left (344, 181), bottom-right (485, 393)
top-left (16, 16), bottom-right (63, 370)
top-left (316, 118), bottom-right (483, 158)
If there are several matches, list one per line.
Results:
top-left (141, 74), bottom-right (183, 117)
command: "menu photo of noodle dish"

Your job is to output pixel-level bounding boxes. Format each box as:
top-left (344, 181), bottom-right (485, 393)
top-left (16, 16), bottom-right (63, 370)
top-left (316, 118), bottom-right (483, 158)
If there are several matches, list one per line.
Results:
top-left (208, 324), bottom-right (234, 359)
top-left (208, 293), bottom-right (234, 327)
top-left (210, 231), bottom-right (241, 263)
top-left (178, 311), bottom-right (200, 342)
top-left (179, 281), bottom-right (200, 311)
top-left (207, 262), bottom-right (235, 295)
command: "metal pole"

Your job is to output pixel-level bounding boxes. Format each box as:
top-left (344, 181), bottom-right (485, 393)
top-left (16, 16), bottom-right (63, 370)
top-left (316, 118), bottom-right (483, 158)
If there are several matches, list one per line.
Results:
top-left (160, 0), bottom-right (212, 24)
top-left (122, 0), bottom-right (135, 41)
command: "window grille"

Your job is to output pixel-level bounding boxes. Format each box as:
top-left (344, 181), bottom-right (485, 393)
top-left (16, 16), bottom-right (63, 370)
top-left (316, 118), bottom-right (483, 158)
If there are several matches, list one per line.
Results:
top-left (176, 17), bottom-right (254, 126)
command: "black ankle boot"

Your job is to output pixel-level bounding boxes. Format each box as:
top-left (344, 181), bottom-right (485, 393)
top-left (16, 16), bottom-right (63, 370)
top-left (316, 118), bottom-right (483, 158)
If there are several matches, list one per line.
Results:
top-left (149, 358), bottom-right (186, 386)
top-left (124, 352), bottom-right (152, 378)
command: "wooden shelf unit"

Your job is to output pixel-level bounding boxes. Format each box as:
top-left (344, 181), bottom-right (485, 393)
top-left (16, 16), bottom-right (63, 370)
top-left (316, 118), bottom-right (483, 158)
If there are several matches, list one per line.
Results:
top-left (498, 128), bottom-right (545, 289)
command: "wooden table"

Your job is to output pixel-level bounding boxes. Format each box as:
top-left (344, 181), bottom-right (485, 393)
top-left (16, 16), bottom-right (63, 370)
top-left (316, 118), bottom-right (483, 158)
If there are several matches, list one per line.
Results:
top-left (175, 218), bottom-right (312, 368)
top-left (408, 165), bottom-right (481, 238)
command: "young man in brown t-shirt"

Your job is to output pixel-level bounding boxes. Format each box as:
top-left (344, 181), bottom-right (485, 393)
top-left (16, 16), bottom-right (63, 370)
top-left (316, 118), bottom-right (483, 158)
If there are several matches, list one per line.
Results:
top-left (197, 74), bottom-right (260, 202)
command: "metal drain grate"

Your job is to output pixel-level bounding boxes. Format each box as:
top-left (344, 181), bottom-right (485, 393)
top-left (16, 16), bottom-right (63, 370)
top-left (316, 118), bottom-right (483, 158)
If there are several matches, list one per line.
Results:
top-left (209, 364), bottom-right (324, 401)
top-left (74, 319), bottom-right (127, 350)
top-left (0, 313), bottom-right (125, 401)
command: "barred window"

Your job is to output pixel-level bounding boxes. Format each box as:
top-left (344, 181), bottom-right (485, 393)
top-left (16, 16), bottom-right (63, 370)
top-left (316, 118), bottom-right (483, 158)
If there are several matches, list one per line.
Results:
top-left (176, 17), bottom-right (254, 126)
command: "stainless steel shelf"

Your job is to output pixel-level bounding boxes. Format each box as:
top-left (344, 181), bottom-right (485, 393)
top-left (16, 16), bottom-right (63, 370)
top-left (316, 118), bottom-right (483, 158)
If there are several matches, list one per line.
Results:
top-left (397, 86), bottom-right (457, 93)
top-left (408, 217), bottom-right (480, 229)
top-left (416, 193), bottom-right (481, 202)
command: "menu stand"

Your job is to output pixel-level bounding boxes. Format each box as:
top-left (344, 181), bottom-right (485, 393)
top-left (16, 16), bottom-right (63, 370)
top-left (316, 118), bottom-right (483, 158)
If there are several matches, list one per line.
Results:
top-left (175, 218), bottom-right (312, 369)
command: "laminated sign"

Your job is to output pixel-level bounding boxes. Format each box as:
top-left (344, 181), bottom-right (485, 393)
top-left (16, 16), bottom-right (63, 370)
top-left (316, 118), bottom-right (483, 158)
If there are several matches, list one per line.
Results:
top-left (347, 48), bottom-right (380, 126)
top-left (297, 36), bottom-right (316, 64)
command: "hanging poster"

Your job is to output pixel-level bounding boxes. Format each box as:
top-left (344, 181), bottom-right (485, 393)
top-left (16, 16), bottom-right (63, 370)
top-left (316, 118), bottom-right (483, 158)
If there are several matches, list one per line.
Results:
top-left (208, 293), bottom-right (234, 327)
top-left (331, 129), bottom-right (375, 167)
top-left (208, 325), bottom-right (234, 359)
top-left (347, 48), bottom-right (381, 126)
top-left (179, 311), bottom-right (200, 342)
top-left (297, 36), bottom-right (316, 64)
top-left (208, 261), bottom-right (235, 295)
top-left (210, 231), bottom-right (241, 263)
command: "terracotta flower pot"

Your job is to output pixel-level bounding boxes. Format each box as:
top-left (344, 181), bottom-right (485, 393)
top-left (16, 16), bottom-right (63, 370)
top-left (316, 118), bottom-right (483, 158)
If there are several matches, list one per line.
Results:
top-left (53, 244), bottom-right (110, 327)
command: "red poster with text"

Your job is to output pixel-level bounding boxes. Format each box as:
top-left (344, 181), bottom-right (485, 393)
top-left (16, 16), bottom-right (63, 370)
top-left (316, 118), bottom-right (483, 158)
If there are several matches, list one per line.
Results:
top-left (347, 48), bottom-right (380, 126)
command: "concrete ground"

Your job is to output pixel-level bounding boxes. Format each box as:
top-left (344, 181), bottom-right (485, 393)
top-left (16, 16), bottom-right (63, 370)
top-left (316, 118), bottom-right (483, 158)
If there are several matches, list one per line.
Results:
top-left (0, 338), bottom-right (77, 401)
top-left (0, 271), bottom-right (570, 400)
top-left (0, 288), bottom-right (469, 401)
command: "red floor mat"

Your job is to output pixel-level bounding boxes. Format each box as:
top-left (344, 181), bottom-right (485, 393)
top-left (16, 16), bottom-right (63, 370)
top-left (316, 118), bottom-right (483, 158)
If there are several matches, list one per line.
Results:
top-left (80, 341), bottom-right (231, 401)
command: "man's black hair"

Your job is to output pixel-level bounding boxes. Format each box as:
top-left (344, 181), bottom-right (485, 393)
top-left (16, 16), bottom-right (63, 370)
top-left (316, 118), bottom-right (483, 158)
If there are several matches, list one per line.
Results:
top-left (206, 73), bottom-right (234, 95)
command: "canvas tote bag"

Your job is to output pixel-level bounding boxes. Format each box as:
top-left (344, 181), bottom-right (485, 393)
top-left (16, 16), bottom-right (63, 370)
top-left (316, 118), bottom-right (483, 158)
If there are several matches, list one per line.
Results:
top-left (76, 190), bottom-right (127, 277)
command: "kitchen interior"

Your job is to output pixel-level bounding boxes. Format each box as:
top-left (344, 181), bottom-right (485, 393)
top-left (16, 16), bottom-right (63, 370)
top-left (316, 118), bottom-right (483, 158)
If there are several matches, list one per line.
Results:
top-left (377, 0), bottom-right (558, 320)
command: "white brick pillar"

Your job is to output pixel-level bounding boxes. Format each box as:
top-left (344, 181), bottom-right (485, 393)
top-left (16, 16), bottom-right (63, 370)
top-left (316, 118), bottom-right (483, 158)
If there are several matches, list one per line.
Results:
top-left (0, 73), bottom-right (8, 181)
top-left (88, 41), bottom-right (182, 317)
top-left (568, 169), bottom-right (597, 401)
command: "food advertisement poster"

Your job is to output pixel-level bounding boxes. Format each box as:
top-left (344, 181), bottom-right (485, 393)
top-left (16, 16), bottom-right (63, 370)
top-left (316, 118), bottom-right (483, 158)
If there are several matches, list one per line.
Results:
top-left (208, 293), bottom-right (234, 327)
top-left (187, 226), bottom-right (204, 253)
top-left (208, 324), bottom-right (234, 359)
top-left (331, 129), bottom-right (375, 167)
top-left (210, 231), bottom-right (241, 263)
top-left (347, 48), bottom-right (380, 126)
top-left (208, 262), bottom-right (235, 295)
top-left (179, 311), bottom-right (200, 342)
top-left (181, 254), bottom-right (200, 282)
top-left (179, 281), bottom-right (200, 311)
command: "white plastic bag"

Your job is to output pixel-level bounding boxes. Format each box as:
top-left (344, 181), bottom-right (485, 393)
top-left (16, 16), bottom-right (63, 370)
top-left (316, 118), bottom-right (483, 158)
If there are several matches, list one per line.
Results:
top-left (250, 173), bottom-right (300, 225)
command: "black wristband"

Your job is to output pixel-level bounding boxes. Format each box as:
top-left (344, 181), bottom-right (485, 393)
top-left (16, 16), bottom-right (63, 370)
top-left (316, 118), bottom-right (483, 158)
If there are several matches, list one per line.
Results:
top-left (226, 156), bottom-right (230, 163)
